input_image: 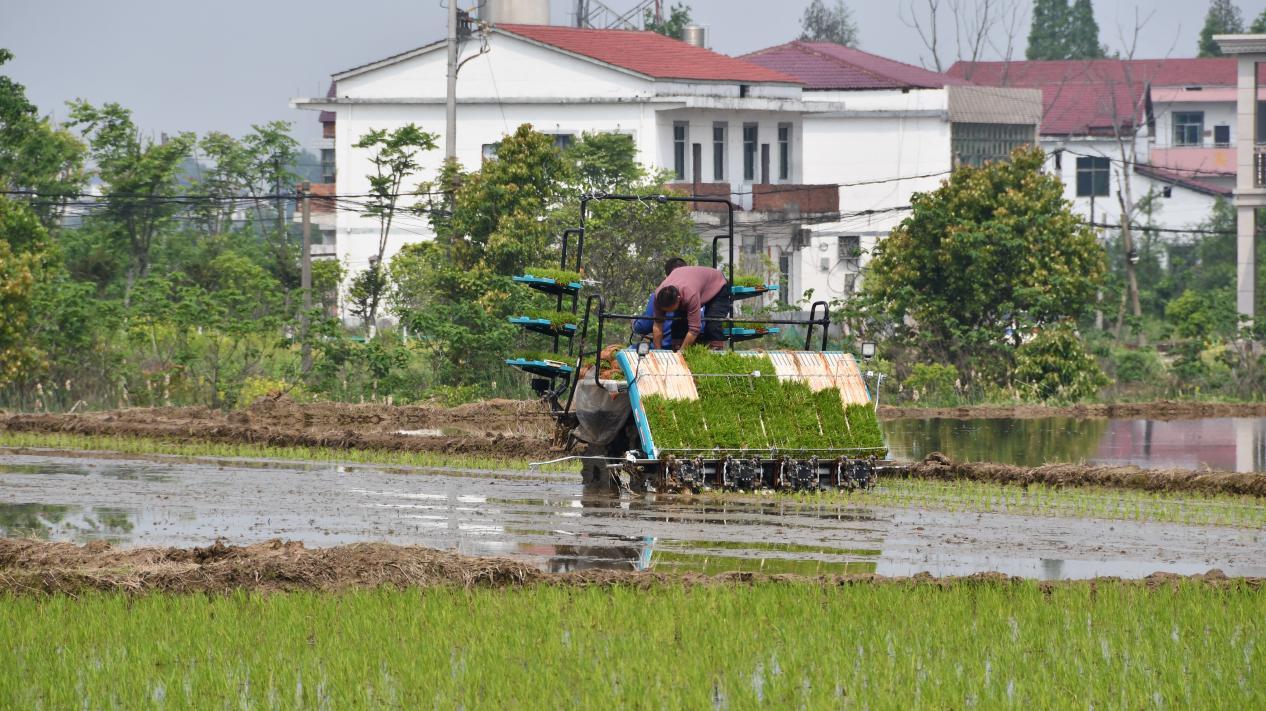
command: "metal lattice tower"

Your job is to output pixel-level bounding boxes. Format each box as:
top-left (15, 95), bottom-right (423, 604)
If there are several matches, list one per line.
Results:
top-left (572, 0), bottom-right (661, 30)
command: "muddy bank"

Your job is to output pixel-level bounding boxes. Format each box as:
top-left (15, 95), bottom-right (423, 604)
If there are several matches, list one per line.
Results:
top-left (0, 538), bottom-right (1256, 595)
top-left (898, 454), bottom-right (1266, 498)
top-left (0, 398), bottom-right (557, 460)
top-left (879, 400), bottom-right (1266, 421)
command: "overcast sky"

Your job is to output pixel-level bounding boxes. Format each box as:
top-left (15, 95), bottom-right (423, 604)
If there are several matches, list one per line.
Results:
top-left (3, 0), bottom-right (1264, 146)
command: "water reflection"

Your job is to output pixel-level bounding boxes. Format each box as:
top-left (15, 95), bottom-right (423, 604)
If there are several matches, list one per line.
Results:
top-left (0, 502), bottom-right (136, 541)
top-left (884, 417), bottom-right (1266, 473)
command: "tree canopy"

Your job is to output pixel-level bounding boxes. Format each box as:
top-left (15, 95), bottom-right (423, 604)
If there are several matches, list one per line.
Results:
top-left (644, 3), bottom-right (693, 40)
top-left (799, 0), bottom-right (859, 47)
top-left (1199, 0), bottom-right (1245, 57)
top-left (1026, 0), bottom-right (1105, 60)
top-left (862, 146), bottom-right (1106, 375)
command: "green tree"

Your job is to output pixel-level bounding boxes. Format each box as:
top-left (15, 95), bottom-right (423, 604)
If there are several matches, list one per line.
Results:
top-left (1066, 0), bottom-right (1106, 59)
top-left (0, 49), bottom-right (86, 229)
top-left (394, 125), bottom-right (568, 388)
top-left (1027, 0), bottom-right (1070, 59)
top-left (67, 101), bottom-right (195, 302)
top-left (644, 3), bottom-right (693, 40)
top-left (799, 0), bottom-right (859, 47)
top-left (243, 121), bottom-right (302, 289)
top-left (1199, 0), bottom-right (1244, 57)
top-left (863, 146), bottom-right (1106, 378)
top-left (561, 133), bottom-right (698, 313)
top-left (351, 124), bottom-right (438, 328)
top-left (1252, 8), bottom-right (1266, 32)
top-left (0, 196), bottom-right (47, 385)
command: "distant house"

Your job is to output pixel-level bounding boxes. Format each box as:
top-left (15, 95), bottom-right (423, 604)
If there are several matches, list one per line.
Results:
top-left (744, 42), bottom-right (1041, 301)
top-left (948, 59), bottom-right (1235, 232)
top-left (293, 23), bottom-right (853, 319)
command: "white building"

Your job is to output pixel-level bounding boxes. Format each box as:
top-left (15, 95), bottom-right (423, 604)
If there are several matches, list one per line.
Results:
top-left (292, 21), bottom-right (855, 318)
top-left (949, 59), bottom-right (1235, 235)
top-left (742, 43), bottom-right (1041, 305)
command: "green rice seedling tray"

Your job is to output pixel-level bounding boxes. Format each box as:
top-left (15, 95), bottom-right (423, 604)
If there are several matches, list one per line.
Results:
top-left (509, 316), bottom-right (578, 337)
top-left (730, 283), bottom-right (779, 300)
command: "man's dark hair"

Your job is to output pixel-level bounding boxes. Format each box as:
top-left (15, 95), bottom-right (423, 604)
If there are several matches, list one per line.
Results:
top-left (664, 257), bottom-right (687, 275)
top-left (655, 285), bottom-right (680, 311)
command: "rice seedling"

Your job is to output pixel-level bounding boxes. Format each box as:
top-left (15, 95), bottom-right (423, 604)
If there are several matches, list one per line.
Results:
top-left (2, 581), bottom-right (1261, 708)
top-left (514, 309), bottom-right (580, 330)
top-left (732, 274), bottom-right (770, 288)
top-left (640, 348), bottom-right (885, 455)
top-left (520, 266), bottom-right (583, 284)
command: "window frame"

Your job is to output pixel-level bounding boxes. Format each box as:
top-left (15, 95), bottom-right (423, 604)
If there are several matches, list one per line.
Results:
top-left (1075, 156), bottom-right (1111, 197)
top-left (777, 123), bottom-right (792, 181)
top-left (712, 123), bottom-right (727, 181)
top-left (672, 122), bottom-right (688, 180)
top-left (1214, 124), bottom-right (1231, 148)
top-left (743, 123), bottom-right (758, 182)
top-left (1173, 111), bottom-right (1204, 147)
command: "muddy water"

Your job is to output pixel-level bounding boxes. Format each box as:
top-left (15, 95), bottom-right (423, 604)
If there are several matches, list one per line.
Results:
top-left (2, 452), bottom-right (1262, 580)
top-left (885, 417), bottom-right (1266, 473)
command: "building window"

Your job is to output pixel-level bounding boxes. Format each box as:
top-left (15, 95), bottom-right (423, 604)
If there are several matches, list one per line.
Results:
top-left (743, 124), bottom-right (758, 182)
top-left (320, 148), bottom-right (335, 183)
top-left (950, 123), bottom-right (1033, 166)
top-left (481, 143), bottom-right (501, 161)
top-left (1075, 156), bottom-right (1110, 197)
top-left (778, 123), bottom-right (791, 181)
top-left (551, 134), bottom-right (575, 150)
top-left (838, 235), bottom-right (860, 271)
top-left (712, 123), bottom-right (726, 181)
top-left (673, 122), bottom-right (687, 180)
top-left (1174, 111), bottom-right (1204, 147)
top-left (1214, 124), bottom-right (1231, 147)
top-left (778, 253), bottom-right (790, 306)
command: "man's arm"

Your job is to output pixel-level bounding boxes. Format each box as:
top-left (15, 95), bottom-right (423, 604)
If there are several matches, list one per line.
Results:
top-left (652, 319), bottom-right (663, 349)
top-left (677, 330), bottom-right (697, 351)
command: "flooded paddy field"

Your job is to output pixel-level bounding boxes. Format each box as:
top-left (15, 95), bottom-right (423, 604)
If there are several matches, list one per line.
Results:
top-left (2, 451), bottom-right (1261, 580)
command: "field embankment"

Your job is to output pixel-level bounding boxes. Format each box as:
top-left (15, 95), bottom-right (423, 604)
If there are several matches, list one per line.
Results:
top-left (878, 400), bottom-right (1266, 420)
top-left (0, 538), bottom-right (1257, 595)
top-left (0, 398), bottom-right (558, 460)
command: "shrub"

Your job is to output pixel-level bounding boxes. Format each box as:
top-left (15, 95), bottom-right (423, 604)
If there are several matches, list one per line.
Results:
top-left (1112, 348), bottom-right (1164, 384)
top-left (1013, 324), bottom-right (1108, 402)
top-left (905, 363), bottom-right (958, 405)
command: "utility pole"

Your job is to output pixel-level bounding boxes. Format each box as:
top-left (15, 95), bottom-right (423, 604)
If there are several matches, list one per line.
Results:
top-left (300, 181), bottom-right (313, 372)
top-left (445, 0), bottom-right (458, 161)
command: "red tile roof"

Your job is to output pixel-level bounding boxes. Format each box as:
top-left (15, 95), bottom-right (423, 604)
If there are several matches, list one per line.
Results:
top-left (743, 41), bottom-right (959, 90)
top-left (1134, 163), bottom-right (1232, 197)
top-left (496, 24), bottom-right (798, 84)
top-left (947, 58), bottom-right (1241, 136)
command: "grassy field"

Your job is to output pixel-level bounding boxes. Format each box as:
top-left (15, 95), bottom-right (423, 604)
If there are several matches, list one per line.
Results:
top-left (1, 581), bottom-right (1261, 708)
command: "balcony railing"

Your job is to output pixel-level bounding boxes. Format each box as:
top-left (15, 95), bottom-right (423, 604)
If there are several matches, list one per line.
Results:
top-left (1256, 145), bottom-right (1266, 188)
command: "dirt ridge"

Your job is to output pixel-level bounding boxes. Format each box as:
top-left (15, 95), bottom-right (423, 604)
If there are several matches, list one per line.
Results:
top-left (0, 539), bottom-right (1258, 595)
top-left (897, 454), bottom-right (1266, 498)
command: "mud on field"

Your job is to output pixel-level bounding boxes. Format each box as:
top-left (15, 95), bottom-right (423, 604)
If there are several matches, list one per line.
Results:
top-left (0, 538), bottom-right (1257, 595)
top-left (0, 397), bottom-right (558, 460)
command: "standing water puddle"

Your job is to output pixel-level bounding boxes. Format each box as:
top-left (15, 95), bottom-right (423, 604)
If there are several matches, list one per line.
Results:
top-left (884, 416), bottom-right (1266, 472)
top-left (1, 450), bottom-right (1262, 580)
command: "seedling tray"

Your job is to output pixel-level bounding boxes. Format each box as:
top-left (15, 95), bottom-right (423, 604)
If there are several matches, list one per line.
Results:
top-left (723, 326), bottom-right (781, 342)
top-left (509, 316), bottom-right (578, 337)
top-left (513, 274), bottom-right (582, 296)
top-left (730, 284), bottom-right (779, 301)
top-left (505, 358), bottom-right (575, 379)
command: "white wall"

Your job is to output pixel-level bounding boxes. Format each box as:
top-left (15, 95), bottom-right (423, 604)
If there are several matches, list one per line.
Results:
top-left (1043, 136), bottom-right (1217, 232)
top-left (1153, 100), bottom-right (1236, 149)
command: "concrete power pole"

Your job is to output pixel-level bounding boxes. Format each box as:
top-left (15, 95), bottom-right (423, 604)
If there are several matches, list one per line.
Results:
top-left (300, 181), bottom-right (313, 372)
top-left (445, 0), bottom-right (458, 161)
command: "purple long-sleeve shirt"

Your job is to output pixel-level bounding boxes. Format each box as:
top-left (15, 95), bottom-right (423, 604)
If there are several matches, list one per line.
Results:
top-left (653, 266), bottom-right (726, 335)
